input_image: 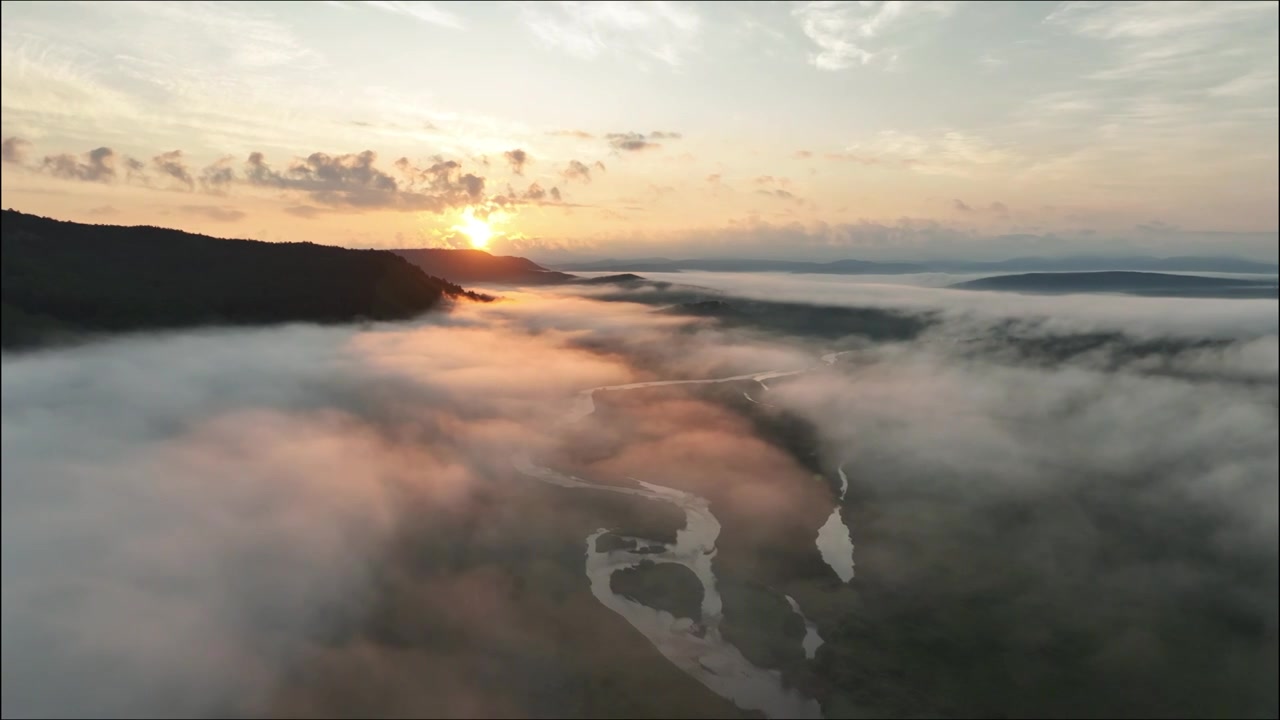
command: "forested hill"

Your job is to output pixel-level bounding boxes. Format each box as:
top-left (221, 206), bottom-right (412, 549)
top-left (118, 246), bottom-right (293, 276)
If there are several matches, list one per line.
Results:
top-left (951, 271), bottom-right (1278, 298)
top-left (391, 247), bottom-right (577, 285)
top-left (1, 210), bottom-right (488, 349)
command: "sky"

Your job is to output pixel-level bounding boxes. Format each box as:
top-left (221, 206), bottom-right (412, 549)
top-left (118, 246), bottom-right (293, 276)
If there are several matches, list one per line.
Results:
top-left (1, 0), bottom-right (1277, 261)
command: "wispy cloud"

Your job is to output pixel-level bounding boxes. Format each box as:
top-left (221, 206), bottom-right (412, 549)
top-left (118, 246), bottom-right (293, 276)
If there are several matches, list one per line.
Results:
top-left (1045, 1), bottom-right (1278, 84)
top-left (153, 150), bottom-right (195, 190)
top-left (2, 136), bottom-right (32, 164)
top-left (605, 131), bottom-right (682, 152)
top-left (792, 0), bottom-right (958, 70)
top-left (1007, 2), bottom-right (1277, 192)
top-left (10, 140), bottom-right (500, 213)
top-left (520, 1), bottom-right (702, 67)
top-left (547, 129), bottom-right (595, 139)
top-left (503, 149), bottom-right (530, 175)
top-left (359, 1), bottom-right (463, 29)
top-left (585, 218), bottom-right (1279, 263)
top-left (561, 159), bottom-right (605, 183)
top-left (180, 204), bottom-right (247, 222)
top-left (953, 199), bottom-right (1010, 216)
top-left (841, 130), bottom-right (1017, 176)
top-left (39, 146), bottom-right (128, 183)
top-left (1046, 1), bottom-right (1273, 43)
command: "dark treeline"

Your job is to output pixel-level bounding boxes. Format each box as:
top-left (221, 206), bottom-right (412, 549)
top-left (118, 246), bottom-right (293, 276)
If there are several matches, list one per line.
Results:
top-left (1, 210), bottom-right (488, 349)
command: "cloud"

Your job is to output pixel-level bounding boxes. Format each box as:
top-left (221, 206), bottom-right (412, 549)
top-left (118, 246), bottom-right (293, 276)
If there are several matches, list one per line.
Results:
top-left (753, 175), bottom-right (792, 189)
top-left (491, 181), bottom-right (571, 208)
top-left (123, 157), bottom-right (147, 182)
top-left (607, 134), bottom-right (655, 152)
top-left (793, 150), bottom-right (813, 160)
top-left (246, 150), bottom-right (486, 211)
top-left (574, 219), bottom-right (1279, 264)
top-left (842, 130), bottom-right (1017, 176)
top-left (1045, 1), bottom-right (1278, 87)
top-left (246, 149), bottom-right (392, 194)
top-left (1010, 1), bottom-right (1276, 192)
top-left (503, 149), bottom-right (530, 175)
top-left (823, 152), bottom-right (890, 164)
top-left (360, 0), bottom-right (463, 29)
top-left (520, 1), bottom-right (702, 67)
top-left (605, 131), bottom-right (682, 153)
top-left (1208, 67), bottom-right (1279, 98)
top-left (1046, 1), bottom-right (1273, 42)
top-left (561, 159), bottom-right (595, 183)
top-left (978, 49), bottom-right (1005, 69)
top-left (756, 188), bottom-right (799, 203)
top-left (153, 150), bottom-right (195, 190)
top-left (522, 182), bottom-right (547, 201)
top-left (952, 199), bottom-right (1007, 216)
top-left (87, 205), bottom-right (118, 217)
top-left (792, 0), bottom-right (958, 70)
top-left (2, 136), bottom-right (32, 164)
top-left (15, 140), bottom-right (511, 216)
top-left (283, 205), bottom-right (328, 219)
top-left (548, 129), bottom-right (596, 139)
top-left (180, 204), bottom-right (247, 222)
top-left (14, 141), bottom-right (149, 184)
top-left (199, 157), bottom-right (237, 194)
top-left (40, 146), bottom-right (121, 183)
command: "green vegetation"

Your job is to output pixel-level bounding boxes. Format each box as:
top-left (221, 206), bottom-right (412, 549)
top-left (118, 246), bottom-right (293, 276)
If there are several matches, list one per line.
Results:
top-left (2, 210), bottom-right (488, 349)
top-left (610, 561), bottom-right (705, 622)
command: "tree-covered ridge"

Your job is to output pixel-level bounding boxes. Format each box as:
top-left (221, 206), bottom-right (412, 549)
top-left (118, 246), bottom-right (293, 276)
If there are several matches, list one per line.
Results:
top-left (392, 247), bottom-right (577, 285)
top-left (2, 210), bottom-right (488, 348)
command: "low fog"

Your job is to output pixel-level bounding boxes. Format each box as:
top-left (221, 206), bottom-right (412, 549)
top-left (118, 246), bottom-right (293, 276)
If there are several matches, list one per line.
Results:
top-left (2, 280), bottom-right (1276, 718)
top-left (577, 271), bottom-right (1280, 339)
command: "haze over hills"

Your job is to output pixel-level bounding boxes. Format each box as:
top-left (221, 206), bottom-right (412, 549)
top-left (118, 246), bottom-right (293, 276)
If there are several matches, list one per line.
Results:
top-left (952, 271), bottom-right (1280, 299)
top-left (1, 211), bottom-right (488, 349)
top-left (556, 255), bottom-right (1280, 275)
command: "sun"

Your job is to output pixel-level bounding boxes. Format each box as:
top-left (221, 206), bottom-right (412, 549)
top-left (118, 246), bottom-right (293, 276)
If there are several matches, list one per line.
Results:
top-left (452, 207), bottom-right (494, 249)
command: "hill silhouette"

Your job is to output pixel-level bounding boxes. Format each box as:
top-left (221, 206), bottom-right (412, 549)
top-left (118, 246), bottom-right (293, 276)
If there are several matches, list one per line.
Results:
top-left (952, 271), bottom-right (1278, 298)
top-left (2, 210), bottom-right (487, 349)
top-left (392, 248), bottom-right (576, 285)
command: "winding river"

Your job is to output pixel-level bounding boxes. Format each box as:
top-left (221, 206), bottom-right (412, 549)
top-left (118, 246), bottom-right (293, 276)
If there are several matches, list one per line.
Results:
top-left (511, 352), bottom-right (856, 719)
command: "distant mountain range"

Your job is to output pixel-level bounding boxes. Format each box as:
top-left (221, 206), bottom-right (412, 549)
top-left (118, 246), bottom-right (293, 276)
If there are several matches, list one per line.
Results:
top-left (952, 271), bottom-right (1279, 299)
top-left (5, 208), bottom-right (1274, 351)
top-left (391, 248), bottom-right (576, 285)
top-left (2, 211), bottom-right (486, 349)
top-left (555, 255), bottom-right (1280, 275)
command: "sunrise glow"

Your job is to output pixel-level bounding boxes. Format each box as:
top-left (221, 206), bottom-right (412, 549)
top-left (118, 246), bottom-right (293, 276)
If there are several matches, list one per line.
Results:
top-left (452, 207), bottom-right (494, 250)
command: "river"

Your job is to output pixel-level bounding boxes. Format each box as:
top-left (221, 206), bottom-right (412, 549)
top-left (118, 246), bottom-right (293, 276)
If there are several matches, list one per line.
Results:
top-left (511, 352), bottom-right (857, 719)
